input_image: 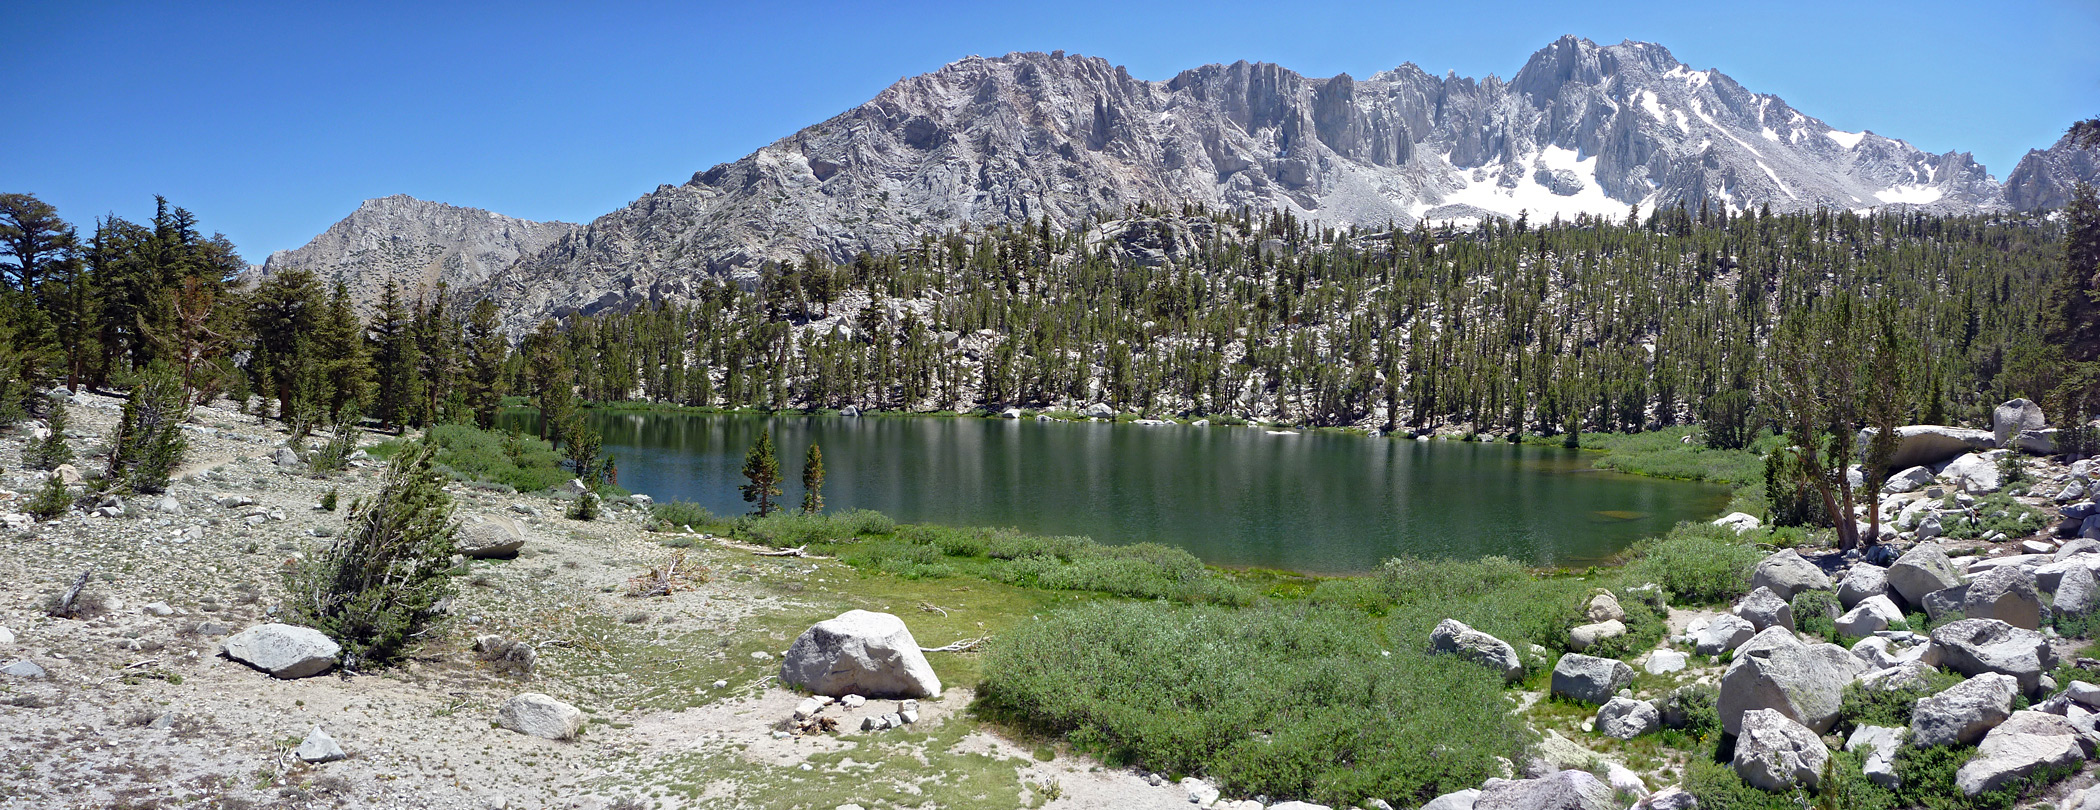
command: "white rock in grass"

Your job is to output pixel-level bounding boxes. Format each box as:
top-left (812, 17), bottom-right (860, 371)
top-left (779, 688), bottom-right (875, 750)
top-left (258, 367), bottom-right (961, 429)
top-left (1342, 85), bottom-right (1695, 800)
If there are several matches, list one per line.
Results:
top-left (1472, 770), bottom-right (1617, 810)
top-left (1955, 710), bottom-right (2086, 796)
top-left (1845, 725), bottom-right (1903, 788)
top-left (1910, 672), bottom-right (2016, 747)
top-left (1596, 697), bottom-right (1660, 739)
top-left (1751, 549), bottom-right (1831, 601)
top-left (1835, 595), bottom-right (1903, 638)
top-left (1419, 789), bottom-right (1480, 810)
top-left (497, 693), bottom-right (584, 740)
top-left (780, 610), bottom-right (941, 699)
top-left (1429, 619), bottom-right (1524, 682)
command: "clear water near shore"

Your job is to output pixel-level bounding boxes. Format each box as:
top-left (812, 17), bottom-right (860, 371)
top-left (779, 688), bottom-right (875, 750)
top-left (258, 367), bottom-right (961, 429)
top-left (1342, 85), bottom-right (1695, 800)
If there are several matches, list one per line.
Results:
top-left (501, 411), bottom-right (1731, 575)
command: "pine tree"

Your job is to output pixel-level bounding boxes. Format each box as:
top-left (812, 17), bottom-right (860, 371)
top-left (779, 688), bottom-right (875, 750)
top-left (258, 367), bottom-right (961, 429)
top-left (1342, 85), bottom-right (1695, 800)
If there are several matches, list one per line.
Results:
top-left (370, 280), bottom-right (421, 431)
top-left (24, 393), bottom-right (73, 470)
top-left (464, 298), bottom-right (508, 428)
top-left (320, 281), bottom-right (372, 417)
top-left (800, 442), bottom-right (824, 514)
top-left (283, 441), bottom-right (459, 669)
top-left (106, 364), bottom-right (189, 494)
top-left (0, 193), bottom-right (79, 293)
top-left (248, 267), bottom-right (324, 420)
top-left (741, 429), bottom-right (782, 516)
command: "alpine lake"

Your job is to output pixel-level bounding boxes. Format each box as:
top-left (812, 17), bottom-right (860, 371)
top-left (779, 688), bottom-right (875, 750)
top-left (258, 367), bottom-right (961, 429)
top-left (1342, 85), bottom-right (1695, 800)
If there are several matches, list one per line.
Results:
top-left (500, 411), bottom-right (1732, 575)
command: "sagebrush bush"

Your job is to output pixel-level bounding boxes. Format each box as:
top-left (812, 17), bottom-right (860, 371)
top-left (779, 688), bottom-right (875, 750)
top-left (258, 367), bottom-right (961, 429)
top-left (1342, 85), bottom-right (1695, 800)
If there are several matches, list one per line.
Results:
top-left (649, 500), bottom-right (719, 531)
top-left (388, 424), bottom-right (571, 493)
top-left (284, 442), bottom-right (459, 669)
top-left (1376, 555), bottom-right (1586, 653)
top-left (979, 600), bottom-right (1528, 807)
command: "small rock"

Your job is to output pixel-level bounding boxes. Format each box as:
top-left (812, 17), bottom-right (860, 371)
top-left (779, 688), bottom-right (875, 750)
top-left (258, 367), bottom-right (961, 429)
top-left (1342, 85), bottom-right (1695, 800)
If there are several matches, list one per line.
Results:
top-left (0, 626), bottom-right (15, 645)
top-left (1735, 586), bottom-right (1794, 633)
top-left (711, 680), bottom-right (728, 689)
top-left (1644, 650), bottom-right (1687, 675)
top-left (1693, 614), bottom-right (1755, 656)
top-left (1846, 725), bottom-right (1903, 788)
top-left (1910, 672), bottom-right (2017, 747)
top-left (274, 447), bottom-right (303, 467)
top-left (1, 659), bottom-right (47, 678)
top-left (296, 726), bottom-right (347, 763)
top-left (141, 601), bottom-right (173, 617)
top-left (841, 694), bottom-right (866, 708)
top-left (1566, 620), bottom-right (1626, 652)
top-left (1550, 654), bottom-right (1633, 706)
top-left (1585, 591), bottom-right (1626, 623)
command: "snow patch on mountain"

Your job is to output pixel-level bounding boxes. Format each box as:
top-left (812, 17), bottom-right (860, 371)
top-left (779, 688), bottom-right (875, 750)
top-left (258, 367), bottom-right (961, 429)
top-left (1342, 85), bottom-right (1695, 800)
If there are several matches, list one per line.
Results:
top-left (1826, 129), bottom-right (1865, 149)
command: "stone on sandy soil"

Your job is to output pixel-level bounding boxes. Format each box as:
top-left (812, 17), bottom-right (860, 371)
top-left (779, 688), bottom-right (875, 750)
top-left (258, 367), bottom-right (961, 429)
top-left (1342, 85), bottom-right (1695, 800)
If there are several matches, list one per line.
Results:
top-left (1888, 543), bottom-right (1965, 606)
top-left (2, 659), bottom-right (46, 678)
top-left (497, 693), bottom-right (584, 740)
top-left (1751, 549), bottom-right (1831, 601)
top-left (1836, 595), bottom-right (1903, 638)
top-left (1733, 708), bottom-right (1828, 791)
top-left (1955, 710), bottom-right (2087, 796)
top-left (1550, 654), bottom-right (1633, 706)
top-left (457, 521), bottom-right (526, 559)
top-left (220, 623), bottom-right (339, 679)
top-left (1472, 769), bottom-right (1618, 810)
top-left (1929, 619), bottom-right (2056, 694)
top-left (1838, 563), bottom-right (1890, 609)
top-left (274, 447), bottom-right (303, 467)
top-left (1596, 697), bottom-right (1660, 739)
top-left (1644, 650), bottom-right (1687, 674)
top-left (780, 610), bottom-right (942, 698)
top-left (1693, 613), bottom-right (1755, 656)
top-left (1585, 591), bottom-right (1626, 623)
top-left (1429, 618), bottom-right (1524, 682)
top-left (1719, 627), bottom-right (1856, 735)
top-left (296, 726), bottom-right (347, 763)
top-left (1962, 566), bottom-right (2048, 630)
top-left (1910, 672), bottom-right (2017, 747)
top-left (1846, 725), bottom-right (1904, 788)
top-left (1566, 620), bottom-right (1626, 652)
top-left (0, 626), bottom-right (13, 645)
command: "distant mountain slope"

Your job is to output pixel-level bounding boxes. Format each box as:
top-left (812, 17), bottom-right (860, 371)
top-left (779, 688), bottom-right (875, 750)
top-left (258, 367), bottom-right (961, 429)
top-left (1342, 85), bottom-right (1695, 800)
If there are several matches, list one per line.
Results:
top-left (473, 36), bottom-right (2007, 327)
top-left (2006, 129), bottom-right (2100, 212)
top-left (258, 195), bottom-right (578, 308)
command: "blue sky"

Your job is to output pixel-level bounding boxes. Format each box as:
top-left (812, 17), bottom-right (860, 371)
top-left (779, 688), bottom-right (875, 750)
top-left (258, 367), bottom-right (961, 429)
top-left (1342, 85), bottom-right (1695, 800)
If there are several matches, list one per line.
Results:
top-left (3, 0), bottom-right (2094, 260)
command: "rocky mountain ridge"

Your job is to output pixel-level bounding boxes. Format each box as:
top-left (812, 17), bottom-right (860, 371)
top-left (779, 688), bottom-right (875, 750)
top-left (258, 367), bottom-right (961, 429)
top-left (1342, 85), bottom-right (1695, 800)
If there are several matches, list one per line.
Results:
top-left (257, 195), bottom-right (578, 309)
top-left (261, 37), bottom-right (2096, 327)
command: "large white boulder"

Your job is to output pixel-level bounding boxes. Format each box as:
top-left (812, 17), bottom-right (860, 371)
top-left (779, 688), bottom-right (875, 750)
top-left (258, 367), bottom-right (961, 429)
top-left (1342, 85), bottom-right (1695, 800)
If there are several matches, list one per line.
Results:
top-left (1751, 549), bottom-right (1831, 601)
top-left (2058, 563), bottom-right (2099, 615)
top-left (1550, 654), bottom-right (1633, 706)
top-left (1693, 613), bottom-right (1756, 656)
top-left (1962, 566), bottom-right (2048, 630)
top-left (220, 623), bottom-right (339, 679)
top-left (1429, 619), bottom-right (1523, 682)
top-left (1718, 628), bottom-right (1857, 735)
top-left (1943, 452), bottom-right (2005, 494)
top-left (1955, 710), bottom-right (2086, 796)
top-left (1735, 586), bottom-right (1795, 633)
top-left (1994, 399), bottom-right (2047, 451)
top-left (1733, 708), bottom-right (1828, 791)
top-left (1835, 595), bottom-right (1903, 638)
top-left (457, 520), bottom-right (527, 559)
top-left (1596, 696), bottom-right (1660, 739)
top-left (1888, 543), bottom-right (1964, 606)
top-left (1713, 512), bottom-right (1762, 534)
top-left (1910, 672), bottom-right (2017, 747)
top-left (1837, 563), bottom-right (1891, 609)
top-left (1472, 769), bottom-right (1618, 810)
top-left (780, 610), bottom-right (942, 698)
top-left (497, 693), bottom-right (584, 740)
top-left (1861, 425), bottom-right (1996, 470)
top-left (1929, 619), bottom-right (2056, 695)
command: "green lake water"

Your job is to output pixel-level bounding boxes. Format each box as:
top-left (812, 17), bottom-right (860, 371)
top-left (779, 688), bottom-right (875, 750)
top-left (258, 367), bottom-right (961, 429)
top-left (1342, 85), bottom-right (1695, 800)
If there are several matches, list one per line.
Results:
top-left (503, 411), bottom-right (1731, 574)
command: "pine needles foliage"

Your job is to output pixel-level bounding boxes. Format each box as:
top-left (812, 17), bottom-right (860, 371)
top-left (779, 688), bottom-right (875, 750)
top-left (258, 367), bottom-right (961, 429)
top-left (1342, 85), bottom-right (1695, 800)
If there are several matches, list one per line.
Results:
top-left (284, 441), bottom-right (460, 670)
top-left (105, 364), bottom-right (189, 494)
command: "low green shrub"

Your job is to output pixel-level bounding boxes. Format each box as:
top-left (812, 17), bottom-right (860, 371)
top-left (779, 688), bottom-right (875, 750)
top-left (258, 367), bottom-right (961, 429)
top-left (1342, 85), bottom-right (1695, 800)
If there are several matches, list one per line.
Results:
top-left (23, 474), bottom-right (71, 521)
top-left (1620, 523), bottom-right (1763, 606)
top-left (385, 424), bottom-right (572, 493)
top-left (23, 394), bottom-right (72, 470)
top-left (1838, 669), bottom-right (1964, 730)
top-left (649, 500), bottom-right (721, 531)
top-left (1791, 590), bottom-right (1841, 641)
top-left (978, 600), bottom-right (1529, 807)
top-left (105, 365), bottom-right (189, 494)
